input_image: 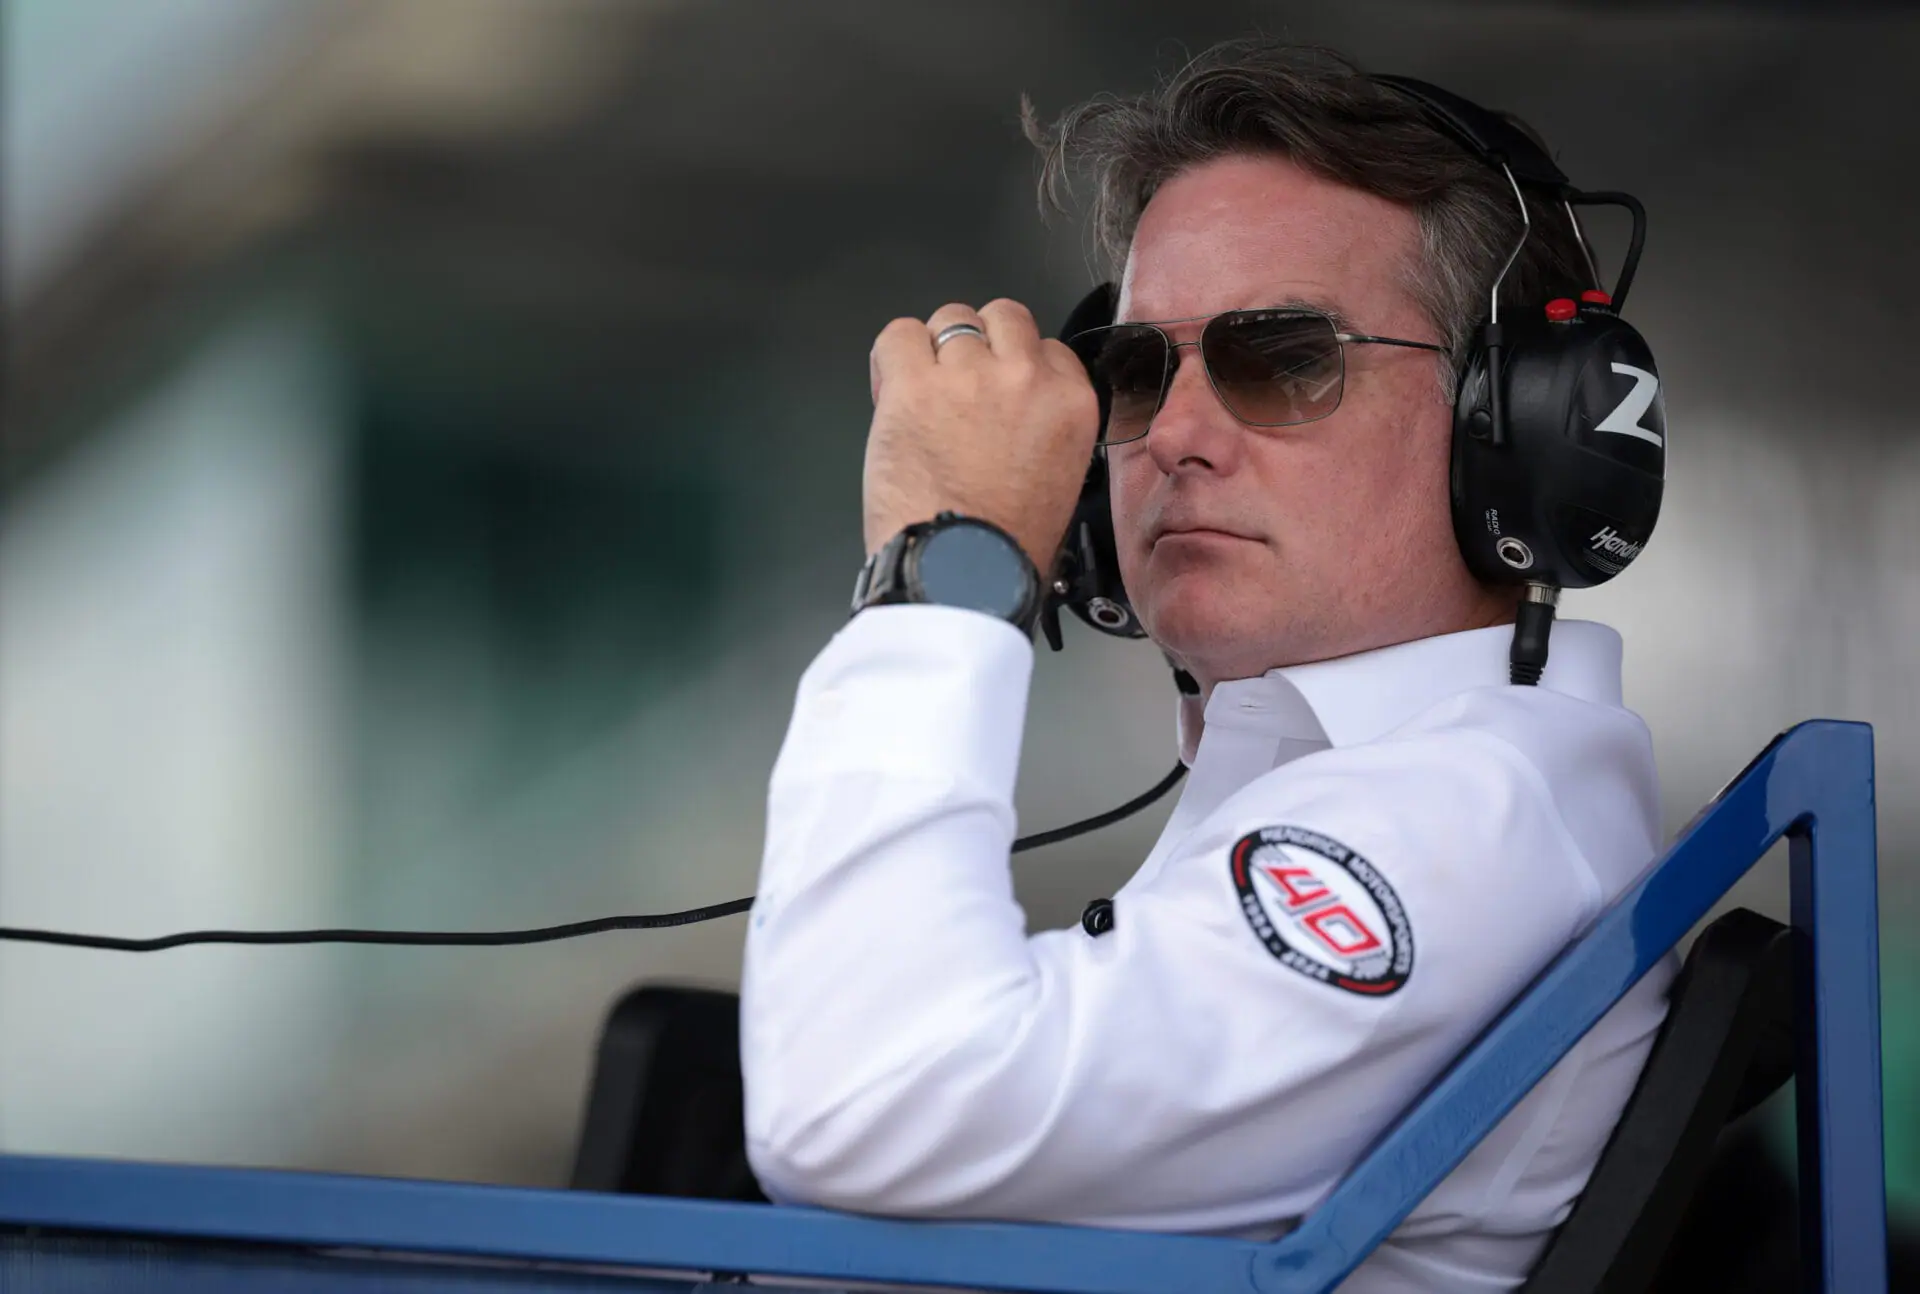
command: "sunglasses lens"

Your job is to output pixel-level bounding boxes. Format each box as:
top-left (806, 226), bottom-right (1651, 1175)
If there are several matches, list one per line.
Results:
top-left (1069, 325), bottom-right (1169, 444)
top-left (1202, 312), bottom-right (1344, 426)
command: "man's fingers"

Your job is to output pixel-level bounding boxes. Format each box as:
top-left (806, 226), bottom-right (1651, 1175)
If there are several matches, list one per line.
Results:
top-left (979, 299), bottom-right (1042, 358)
top-left (871, 315), bottom-right (937, 402)
top-left (925, 302), bottom-right (991, 360)
top-left (869, 300), bottom-right (1073, 405)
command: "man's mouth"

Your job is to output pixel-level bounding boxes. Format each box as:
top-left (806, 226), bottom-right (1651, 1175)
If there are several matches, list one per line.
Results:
top-left (1151, 524), bottom-right (1261, 548)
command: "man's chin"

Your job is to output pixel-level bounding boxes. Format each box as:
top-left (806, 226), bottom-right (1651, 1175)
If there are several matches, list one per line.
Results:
top-left (1138, 582), bottom-right (1270, 668)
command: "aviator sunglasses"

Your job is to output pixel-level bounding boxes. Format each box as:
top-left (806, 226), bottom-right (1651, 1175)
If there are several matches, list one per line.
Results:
top-left (1066, 308), bottom-right (1449, 446)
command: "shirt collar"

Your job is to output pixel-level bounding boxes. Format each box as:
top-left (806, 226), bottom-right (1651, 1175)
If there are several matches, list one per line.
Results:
top-left (1174, 619), bottom-right (1625, 763)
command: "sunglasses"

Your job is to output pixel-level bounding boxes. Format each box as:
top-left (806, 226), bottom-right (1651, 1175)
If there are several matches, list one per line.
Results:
top-left (1066, 308), bottom-right (1449, 446)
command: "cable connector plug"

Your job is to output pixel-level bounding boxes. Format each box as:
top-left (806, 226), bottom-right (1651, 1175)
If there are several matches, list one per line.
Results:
top-left (1510, 582), bottom-right (1559, 686)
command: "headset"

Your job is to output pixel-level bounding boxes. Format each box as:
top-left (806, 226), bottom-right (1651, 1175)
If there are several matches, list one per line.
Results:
top-left (1041, 74), bottom-right (1666, 687)
top-left (0, 74), bottom-right (1663, 954)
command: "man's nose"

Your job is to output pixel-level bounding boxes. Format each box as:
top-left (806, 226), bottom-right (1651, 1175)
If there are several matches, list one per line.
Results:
top-left (1144, 346), bottom-right (1245, 477)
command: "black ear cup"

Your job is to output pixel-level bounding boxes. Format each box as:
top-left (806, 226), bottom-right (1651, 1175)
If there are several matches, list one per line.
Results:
top-left (1053, 452), bottom-right (1146, 642)
top-left (1450, 298), bottom-right (1665, 591)
top-left (1041, 284), bottom-right (1147, 651)
top-left (1373, 73), bottom-right (1665, 607)
top-left (1060, 282), bottom-right (1120, 353)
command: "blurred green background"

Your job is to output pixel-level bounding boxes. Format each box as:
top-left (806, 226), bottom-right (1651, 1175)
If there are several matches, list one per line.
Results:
top-left (2, 0), bottom-right (1914, 1224)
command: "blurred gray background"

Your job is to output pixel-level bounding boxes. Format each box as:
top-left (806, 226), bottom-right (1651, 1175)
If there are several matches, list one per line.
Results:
top-left (2, 0), bottom-right (1915, 1218)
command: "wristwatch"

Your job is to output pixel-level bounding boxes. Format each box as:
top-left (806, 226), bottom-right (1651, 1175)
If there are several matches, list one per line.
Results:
top-left (851, 511), bottom-right (1044, 635)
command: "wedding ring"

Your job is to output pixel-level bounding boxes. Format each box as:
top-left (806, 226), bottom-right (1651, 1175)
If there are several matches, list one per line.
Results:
top-left (933, 322), bottom-right (987, 352)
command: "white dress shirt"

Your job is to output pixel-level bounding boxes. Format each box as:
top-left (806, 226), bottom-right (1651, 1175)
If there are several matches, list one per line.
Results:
top-left (741, 605), bottom-right (1674, 1294)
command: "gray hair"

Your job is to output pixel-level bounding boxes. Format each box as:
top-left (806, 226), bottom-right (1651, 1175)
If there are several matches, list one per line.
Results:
top-left (1023, 40), bottom-right (1596, 400)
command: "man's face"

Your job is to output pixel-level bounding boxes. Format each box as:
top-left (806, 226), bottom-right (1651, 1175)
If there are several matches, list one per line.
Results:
top-left (1109, 152), bottom-right (1503, 688)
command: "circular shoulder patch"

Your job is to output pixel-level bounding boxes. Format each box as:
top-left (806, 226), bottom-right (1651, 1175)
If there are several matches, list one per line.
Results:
top-left (1229, 825), bottom-right (1413, 996)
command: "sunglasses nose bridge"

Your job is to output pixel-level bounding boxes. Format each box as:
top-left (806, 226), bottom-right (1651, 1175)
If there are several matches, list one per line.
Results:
top-left (1146, 336), bottom-right (1242, 445)
top-left (1156, 337), bottom-right (1214, 415)
top-left (1166, 337), bottom-right (1202, 390)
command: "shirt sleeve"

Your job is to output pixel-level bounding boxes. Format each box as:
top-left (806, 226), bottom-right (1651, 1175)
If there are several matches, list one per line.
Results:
top-left (739, 606), bottom-right (1603, 1233)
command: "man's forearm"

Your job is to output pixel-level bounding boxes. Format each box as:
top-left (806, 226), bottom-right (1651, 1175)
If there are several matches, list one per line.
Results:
top-left (741, 604), bottom-right (1040, 1208)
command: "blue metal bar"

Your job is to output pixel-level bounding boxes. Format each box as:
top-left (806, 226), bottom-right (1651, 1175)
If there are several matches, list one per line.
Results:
top-left (1252, 719), bottom-right (1885, 1294)
top-left (0, 720), bottom-right (1886, 1294)
top-left (2, 1230), bottom-right (702, 1292)
top-left (1786, 723), bottom-right (1888, 1294)
top-left (0, 1154), bottom-right (1266, 1294)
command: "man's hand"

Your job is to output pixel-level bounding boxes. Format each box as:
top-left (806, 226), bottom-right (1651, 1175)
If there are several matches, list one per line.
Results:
top-left (864, 299), bottom-right (1100, 574)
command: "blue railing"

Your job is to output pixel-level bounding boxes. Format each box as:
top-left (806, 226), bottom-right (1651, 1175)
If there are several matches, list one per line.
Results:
top-left (0, 720), bottom-right (1887, 1293)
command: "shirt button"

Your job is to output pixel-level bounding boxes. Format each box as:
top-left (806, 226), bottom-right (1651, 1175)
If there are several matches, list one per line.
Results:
top-left (1081, 898), bottom-right (1115, 938)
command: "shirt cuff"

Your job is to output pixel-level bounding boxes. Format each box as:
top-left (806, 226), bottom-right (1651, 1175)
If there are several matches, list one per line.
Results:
top-left (772, 604), bottom-right (1035, 802)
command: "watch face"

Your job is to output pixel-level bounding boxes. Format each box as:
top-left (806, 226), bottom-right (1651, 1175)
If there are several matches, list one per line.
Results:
top-left (913, 522), bottom-right (1032, 621)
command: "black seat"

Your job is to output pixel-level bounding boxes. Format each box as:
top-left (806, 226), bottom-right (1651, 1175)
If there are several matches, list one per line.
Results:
top-left (570, 910), bottom-right (1797, 1287)
top-left (1521, 906), bottom-right (1796, 1293)
top-left (568, 983), bottom-right (765, 1201)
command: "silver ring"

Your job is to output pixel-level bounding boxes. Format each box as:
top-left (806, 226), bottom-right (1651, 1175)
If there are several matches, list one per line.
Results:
top-left (932, 323), bottom-right (987, 352)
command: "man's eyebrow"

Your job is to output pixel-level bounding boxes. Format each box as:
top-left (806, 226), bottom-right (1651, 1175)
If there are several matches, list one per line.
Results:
top-left (1273, 296), bottom-right (1357, 330)
top-left (1124, 298), bottom-right (1360, 331)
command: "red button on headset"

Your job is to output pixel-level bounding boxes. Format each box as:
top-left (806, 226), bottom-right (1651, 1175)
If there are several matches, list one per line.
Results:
top-left (1580, 289), bottom-right (1613, 304)
top-left (1545, 297), bottom-right (1578, 322)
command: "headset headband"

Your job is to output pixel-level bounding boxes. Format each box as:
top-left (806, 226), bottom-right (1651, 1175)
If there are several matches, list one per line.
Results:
top-left (1369, 74), bottom-right (1572, 196)
top-left (1371, 74), bottom-right (1644, 310)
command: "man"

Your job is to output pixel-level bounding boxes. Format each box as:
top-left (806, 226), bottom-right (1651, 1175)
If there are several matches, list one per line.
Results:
top-left (739, 40), bottom-right (1673, 1294)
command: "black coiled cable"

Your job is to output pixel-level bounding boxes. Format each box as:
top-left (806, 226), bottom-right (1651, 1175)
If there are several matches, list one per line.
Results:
top-left (0, 762), bottom-right (1187, 953)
